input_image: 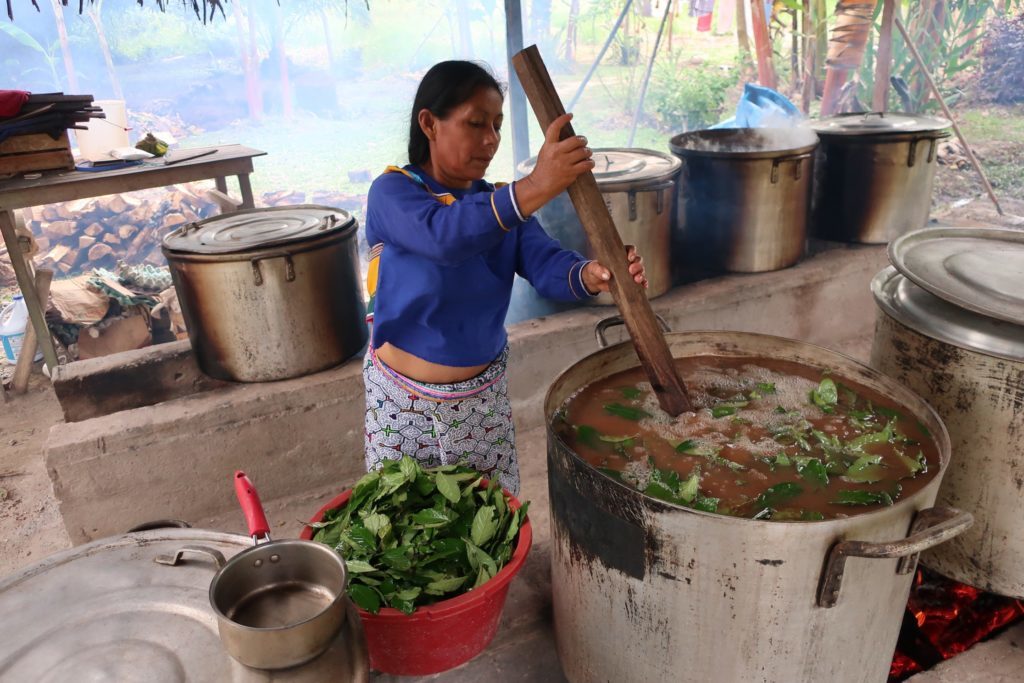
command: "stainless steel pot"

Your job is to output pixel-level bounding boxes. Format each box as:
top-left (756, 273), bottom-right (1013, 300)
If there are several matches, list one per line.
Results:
top-left (515, 148), bottom-right (680, 304)
top-left (810, 112), bottom-right (951, 244)
top-left (0, 528), bottom-right (369, 682)
top-left (669, 128), bottom-right (817, 274)
top-left (545, 327), bottom-right (972, 683)
top-left (162, 205), bottom-right (368, 382)
top-left (156, 472), bottom-right (353, 670)
top-left (871, 228), bottom-right (1024, 598)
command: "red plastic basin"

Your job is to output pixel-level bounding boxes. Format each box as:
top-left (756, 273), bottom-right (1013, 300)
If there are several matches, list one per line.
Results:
top-left (300, 484), bottom-right (532, 676)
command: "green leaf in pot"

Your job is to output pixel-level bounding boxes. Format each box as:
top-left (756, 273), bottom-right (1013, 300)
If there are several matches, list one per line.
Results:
top-left (794, 457), bottom-right (829, 489)
top-left (575, 424), bottom-right (602, 448)
top-left (844, 455), bottom-right (887, 483)
top-left (810, 378), bottom-right (838, 413)
top-left (678, 473), bottom-right (700, 504)
top-left (618, 386), bottom-right (642, 399)
top-left (756, 482), bottom-right (804, 510)
top-left (603, 403), bottom-right (651, 420)
top-left (832, 490), bottom-right (895, 506)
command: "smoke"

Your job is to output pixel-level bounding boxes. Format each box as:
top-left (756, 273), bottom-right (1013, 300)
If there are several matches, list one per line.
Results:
top-left (671, 127), bottom-right (819, 155)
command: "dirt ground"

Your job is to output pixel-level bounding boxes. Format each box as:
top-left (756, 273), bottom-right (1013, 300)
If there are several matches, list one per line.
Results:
top-left (0, 371), bottom-right (69, 576)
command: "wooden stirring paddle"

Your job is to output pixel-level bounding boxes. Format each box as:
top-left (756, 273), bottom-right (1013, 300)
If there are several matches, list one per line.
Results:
top-left (512, 45), bottom-right (693, 416)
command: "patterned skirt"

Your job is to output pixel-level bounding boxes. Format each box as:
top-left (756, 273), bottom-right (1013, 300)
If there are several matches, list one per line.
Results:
top-left (363, 346), bottom-right (519, 495)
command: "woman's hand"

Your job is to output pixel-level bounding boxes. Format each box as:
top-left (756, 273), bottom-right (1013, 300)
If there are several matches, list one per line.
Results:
top-left (514, 113), bottom-right (595, 217)
top-left (582, 245), bottom-right (647, 294)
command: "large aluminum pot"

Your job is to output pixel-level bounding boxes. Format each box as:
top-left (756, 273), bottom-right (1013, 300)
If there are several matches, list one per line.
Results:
top-left (669, 128), bottom-right (817, 274)
top-left (515, 148), bottom-right (680, 305)
top-left (0, 527), bottom-right (370, 682)
top-left (544, 328), bottom-right (972, 683)
top-left (163, 205), bottom-right (368, 382)
top-left (871, 241), bottom-right (1024, 597)
top-left (810, 112), bottom-right (951, 244)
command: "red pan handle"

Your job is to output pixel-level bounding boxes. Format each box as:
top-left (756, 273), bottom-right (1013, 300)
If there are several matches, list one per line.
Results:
top-left (234, 470), bottom-right (271, 540)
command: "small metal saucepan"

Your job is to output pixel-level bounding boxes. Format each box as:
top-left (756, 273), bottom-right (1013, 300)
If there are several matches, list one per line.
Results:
top-left (157, 471), bottom-right (351, 670)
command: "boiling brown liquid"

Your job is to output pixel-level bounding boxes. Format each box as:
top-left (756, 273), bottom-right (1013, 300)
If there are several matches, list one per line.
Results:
top-left (554, 357), bottom-right (940, 521)
top-left (227, 583), bottom-right (334, 628)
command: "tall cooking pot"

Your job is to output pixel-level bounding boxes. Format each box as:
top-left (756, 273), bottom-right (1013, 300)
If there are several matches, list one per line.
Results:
top-left (0, 527), bottom-right (370, 681)
top-left (514, 148), bottom-right (680, 306)
top-left (545, 328), bottom-right (972, 683)
top-left (669, 127), bottom-right (817, 275)
top-left (810, 112), bottom-right (951, 244)
top-left (162, 205), bottom-right (368, 382)
top-left (871, 227), bottom-right (1024, 598)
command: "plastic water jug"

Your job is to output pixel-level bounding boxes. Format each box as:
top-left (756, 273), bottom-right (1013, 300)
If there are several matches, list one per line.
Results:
top-left (75, 99), bottom-right (130, 162)
top-left (0, 295), bottom-right (37, 365)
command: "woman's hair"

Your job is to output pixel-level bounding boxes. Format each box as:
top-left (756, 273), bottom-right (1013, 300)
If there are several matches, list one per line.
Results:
top-left (408, 60), bottom-right (505, 166)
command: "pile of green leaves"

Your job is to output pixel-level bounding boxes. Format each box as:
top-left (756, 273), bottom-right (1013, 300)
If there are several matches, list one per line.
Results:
top-left (310, 457), bottom-right (528, 615)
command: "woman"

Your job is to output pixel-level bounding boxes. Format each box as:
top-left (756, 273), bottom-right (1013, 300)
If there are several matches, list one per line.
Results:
top-left (363, 60), bottom-right (646, 494)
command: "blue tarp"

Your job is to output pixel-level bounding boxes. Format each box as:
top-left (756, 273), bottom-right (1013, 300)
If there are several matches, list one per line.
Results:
top-left (712, 83), bottom-right (803, 129)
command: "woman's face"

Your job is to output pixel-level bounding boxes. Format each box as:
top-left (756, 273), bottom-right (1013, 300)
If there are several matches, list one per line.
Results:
top-left (419, 86), bottom-right (504, 187)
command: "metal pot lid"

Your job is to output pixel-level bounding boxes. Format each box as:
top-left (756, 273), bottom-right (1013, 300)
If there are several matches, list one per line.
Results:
top-left (872, 266), bottom-right (1024, 362)
top-left (0, 529), bottom-right (363, 682)
top-left (518, 147), bottom-right (681, 189)
top-left (163, 205), bottom-right (355, 255)
top-left (810, 112), bottom-right (951, 136)
top-left (888, 226), bottom-right (1024, 325)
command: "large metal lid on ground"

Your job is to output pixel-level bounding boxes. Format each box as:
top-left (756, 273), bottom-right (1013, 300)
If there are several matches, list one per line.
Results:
top-left (810, 112), bottom-right (951, 136)
top-left (0, 528), bottom-right (364, 682)
top-left (668, 127), bottom-right (819, 159)
top-left (888, 226), bottom-right (1024, 325)
top-left (872, 266), bottom-right (1024, 362)
top-left (163, 205), bottom-right (356, 255)
top-left (517, 147), bottom-right (681, 192)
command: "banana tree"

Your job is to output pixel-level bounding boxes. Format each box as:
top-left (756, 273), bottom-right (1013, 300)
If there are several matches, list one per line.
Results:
top-left (0, 21), bottom-right (62, 89)
top-left (820, 0), bottom-right (879, 115)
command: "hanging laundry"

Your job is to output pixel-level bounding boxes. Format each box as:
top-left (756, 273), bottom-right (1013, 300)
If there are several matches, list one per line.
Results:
top-left (688, 0), bottom-right (715, 17)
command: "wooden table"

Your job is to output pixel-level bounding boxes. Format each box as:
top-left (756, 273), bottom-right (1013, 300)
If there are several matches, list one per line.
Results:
top-left (0, 144), bottom-right (266, 370)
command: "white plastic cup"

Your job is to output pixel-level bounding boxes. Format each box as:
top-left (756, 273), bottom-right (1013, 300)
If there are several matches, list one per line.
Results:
top-left (76, 99), bottom-right (131, 162)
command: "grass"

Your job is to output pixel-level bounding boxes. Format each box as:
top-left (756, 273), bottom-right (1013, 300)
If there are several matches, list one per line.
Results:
top-left (932, 103), bottom-right (1024, 204)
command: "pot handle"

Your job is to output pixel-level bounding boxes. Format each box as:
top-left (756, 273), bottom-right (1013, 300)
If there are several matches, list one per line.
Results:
top-left (596, 314), bottom-right (671, 349)
top-left (250, 252), bottom-right (296, 286)
top-left (816, 507), bottom-right (973, 608)
top-left (770, 153), bottom-right (813, 183)
top-left (154, 544), bottom-right (227, 569)
top-left (234, 470), bottom-right (272, 542)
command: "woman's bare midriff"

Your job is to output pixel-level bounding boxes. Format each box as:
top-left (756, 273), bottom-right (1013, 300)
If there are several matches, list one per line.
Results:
top-left (375, 342), bottom-right (491, 384)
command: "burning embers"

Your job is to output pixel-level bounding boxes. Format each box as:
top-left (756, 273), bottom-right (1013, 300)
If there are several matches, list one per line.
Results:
top-left (889, 568), bottom-right (1024, 681)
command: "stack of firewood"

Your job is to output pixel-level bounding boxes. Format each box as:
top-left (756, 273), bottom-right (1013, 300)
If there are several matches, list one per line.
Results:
top-left (12, 183), bottom-right (219, 280)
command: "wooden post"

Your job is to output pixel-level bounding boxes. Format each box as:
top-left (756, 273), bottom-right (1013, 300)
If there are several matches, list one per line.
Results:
top-left (0, 210), bottom-right (58, 369)
top-left (749, 0), bottom-right (778, 89)
top-left (872, 0), bottom-right (898, 111)
top-left (512, 46), bottom-right (692, 416)
top-left (801, 0), bottom-right (815, 113)
top-left (11, 268), bottom-right (53, 393)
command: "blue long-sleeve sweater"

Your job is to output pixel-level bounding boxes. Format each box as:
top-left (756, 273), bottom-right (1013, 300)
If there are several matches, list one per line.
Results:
top-left (365, 165), bottom-right (593, 367)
